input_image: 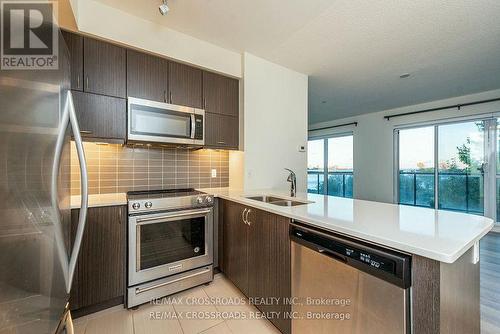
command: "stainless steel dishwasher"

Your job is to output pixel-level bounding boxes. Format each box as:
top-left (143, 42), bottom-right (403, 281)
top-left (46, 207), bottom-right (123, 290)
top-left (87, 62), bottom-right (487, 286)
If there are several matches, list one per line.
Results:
top-left (290, 222), bottom-right (412, 334)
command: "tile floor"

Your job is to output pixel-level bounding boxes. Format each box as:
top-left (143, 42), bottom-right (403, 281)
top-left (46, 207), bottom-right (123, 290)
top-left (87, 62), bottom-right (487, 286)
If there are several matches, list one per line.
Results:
top-left (73, 274), bottom-right (280, 334)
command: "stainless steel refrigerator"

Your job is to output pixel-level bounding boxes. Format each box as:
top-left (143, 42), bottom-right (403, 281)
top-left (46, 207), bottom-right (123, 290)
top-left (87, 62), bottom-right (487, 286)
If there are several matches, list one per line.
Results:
top-left (0, 16), bottom-right (88, 334)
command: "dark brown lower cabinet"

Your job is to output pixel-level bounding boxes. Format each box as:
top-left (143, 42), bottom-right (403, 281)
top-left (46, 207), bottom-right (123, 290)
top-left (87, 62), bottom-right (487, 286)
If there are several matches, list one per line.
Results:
top-left (72, 90), bottom-right (126, 143)
top-left (221, 200), bottom-right (249, 294)
top-left (221, 200), bottom-right (291, 334)
top-left (70, 205), bottom-right (127, 317)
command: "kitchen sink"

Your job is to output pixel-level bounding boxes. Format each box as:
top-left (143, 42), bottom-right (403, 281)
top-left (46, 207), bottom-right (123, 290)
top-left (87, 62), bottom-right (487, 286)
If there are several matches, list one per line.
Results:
top-left (245, 195), bottom-right (310, 207)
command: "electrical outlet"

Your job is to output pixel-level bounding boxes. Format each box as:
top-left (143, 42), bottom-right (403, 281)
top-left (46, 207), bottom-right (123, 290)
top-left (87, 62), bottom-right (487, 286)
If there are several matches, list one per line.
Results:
top-left (211, 169), bottom-right (217, 178)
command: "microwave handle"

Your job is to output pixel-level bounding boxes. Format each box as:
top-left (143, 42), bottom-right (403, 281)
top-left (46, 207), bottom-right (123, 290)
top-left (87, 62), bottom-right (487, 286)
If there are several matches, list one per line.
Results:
top-left (190, 114), bottom-right (196, 139)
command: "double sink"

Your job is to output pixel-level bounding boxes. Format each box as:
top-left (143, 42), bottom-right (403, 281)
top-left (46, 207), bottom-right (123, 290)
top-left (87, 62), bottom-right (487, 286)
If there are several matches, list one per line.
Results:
top-left (245, 195), bottom-right (310, 207)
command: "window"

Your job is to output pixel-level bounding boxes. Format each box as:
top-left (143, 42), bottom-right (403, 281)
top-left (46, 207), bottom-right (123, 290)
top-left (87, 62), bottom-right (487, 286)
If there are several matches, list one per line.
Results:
top-left (307, 139), bottom-right (325, 194)
top-left (308, 134), bottom-right (353, 198)
top-left (398, 126), bottom-right (435, 207)
top-left (397, 120), bottom-right (487, 215)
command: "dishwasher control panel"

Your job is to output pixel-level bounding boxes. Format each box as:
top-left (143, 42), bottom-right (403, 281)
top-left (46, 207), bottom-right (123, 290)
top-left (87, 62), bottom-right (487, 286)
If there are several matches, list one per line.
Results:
top-left (290, 224), bottom-right (411, 289)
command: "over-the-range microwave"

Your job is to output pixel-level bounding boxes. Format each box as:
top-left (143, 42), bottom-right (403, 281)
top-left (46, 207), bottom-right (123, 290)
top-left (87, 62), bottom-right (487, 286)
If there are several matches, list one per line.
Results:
top-left (127, 97), bottom-right (205, 146)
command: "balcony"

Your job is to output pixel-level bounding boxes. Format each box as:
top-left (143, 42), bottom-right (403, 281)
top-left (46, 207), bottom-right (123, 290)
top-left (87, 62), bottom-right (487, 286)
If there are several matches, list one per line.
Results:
top-left (399, 171), bottom-right (484, 214)
top-left (307, 171), bottom-right (353, 198)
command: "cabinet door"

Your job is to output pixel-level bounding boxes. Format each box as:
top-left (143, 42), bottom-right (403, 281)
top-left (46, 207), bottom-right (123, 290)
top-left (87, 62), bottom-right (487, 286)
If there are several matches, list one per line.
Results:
top-left (83, 37), bottom-right (126, 98)
top-left (127, 50), bottom-right (169, 102)
top-left (203, 71), bottom-right (239, 117)
top-left (70, 206), bottom-right (126, 312)
top-left (205, 113), bottom-right (239, 149)
top-left (168, 61), bottom-right (203, 108)
top-left (248, 209), bottom-right (291, 334)
top-left (222, 200), bottom-right (249, 295)
top-left (62, 31), bottom-right (83, 91)
top-left (72, 91), bottom-right (126, 142)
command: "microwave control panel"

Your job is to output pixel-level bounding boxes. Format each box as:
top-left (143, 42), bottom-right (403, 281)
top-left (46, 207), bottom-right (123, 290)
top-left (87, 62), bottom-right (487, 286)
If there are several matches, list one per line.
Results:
top-left (194, 115), bottom-right (204, 140)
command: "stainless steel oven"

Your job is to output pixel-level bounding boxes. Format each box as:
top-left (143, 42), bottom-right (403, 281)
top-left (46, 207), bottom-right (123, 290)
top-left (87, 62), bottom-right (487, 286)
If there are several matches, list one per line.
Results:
top-left (128, 207), bottom-right (213, 286)
top-left (127, 189), bottom-right (214, 307)
top-left (127, 97), bottom-right (205, 146)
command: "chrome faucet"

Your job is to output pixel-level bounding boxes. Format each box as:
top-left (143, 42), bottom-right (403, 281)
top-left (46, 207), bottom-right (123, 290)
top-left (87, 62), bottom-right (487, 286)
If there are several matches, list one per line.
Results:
top-left (285, 168), bottom-right (297, 197)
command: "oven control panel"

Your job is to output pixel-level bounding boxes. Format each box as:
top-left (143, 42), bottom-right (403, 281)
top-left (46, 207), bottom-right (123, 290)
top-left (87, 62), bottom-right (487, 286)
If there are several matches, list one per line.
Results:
top-left (193, 195), bottom-right (214, 207)
top-left (128, 194), bottom-right (214, 213)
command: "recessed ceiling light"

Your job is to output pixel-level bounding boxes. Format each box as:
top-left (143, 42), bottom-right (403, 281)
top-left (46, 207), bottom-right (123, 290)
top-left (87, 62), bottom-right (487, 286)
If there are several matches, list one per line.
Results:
top-left (399, 73), bottom-right (411, 79)
top-left (159, 0), bottom-right (169, 15)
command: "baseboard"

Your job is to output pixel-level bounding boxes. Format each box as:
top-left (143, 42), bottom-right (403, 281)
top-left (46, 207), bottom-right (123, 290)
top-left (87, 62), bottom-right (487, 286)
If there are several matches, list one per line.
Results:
top-left (72, 296), bottom-right (124, 319)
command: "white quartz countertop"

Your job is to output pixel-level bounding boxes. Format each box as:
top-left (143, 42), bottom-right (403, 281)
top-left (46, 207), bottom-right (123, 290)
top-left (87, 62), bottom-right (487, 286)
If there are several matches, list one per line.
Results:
top-left (199, 188), bottom-right (494, 263)
top-left (71, 193), bottom-right (127, 209)
top-left (71, 188), bottom-right (494, 263)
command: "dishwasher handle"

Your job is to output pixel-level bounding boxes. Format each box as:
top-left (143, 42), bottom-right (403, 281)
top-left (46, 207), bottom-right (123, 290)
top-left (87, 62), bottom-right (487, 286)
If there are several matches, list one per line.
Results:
top-left (317, 247), bottom-right (347, 263)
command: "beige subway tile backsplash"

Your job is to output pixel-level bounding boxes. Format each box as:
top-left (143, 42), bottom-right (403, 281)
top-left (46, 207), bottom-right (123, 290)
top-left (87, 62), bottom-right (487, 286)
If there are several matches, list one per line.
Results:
top-left (71, 142), bottom-right (230, 195)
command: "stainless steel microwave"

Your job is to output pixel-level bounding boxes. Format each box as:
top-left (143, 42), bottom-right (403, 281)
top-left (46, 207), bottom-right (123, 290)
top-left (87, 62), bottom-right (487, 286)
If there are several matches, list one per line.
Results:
top-left (127, 97), bottom-right (205, 146)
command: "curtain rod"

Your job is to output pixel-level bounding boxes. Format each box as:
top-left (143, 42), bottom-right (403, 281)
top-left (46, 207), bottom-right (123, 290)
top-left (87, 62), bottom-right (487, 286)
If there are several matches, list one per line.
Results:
top-left (308, 122), bottom-right (358, 132)
top-left (384, 97), bottom-right (500, 121)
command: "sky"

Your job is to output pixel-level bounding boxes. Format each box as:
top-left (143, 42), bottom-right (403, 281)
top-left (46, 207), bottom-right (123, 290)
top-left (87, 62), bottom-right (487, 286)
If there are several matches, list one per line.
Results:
top-left (308, 135), bottom-right (353, 171)
top-left (308, 121), bottom-right (486, 172)
top-left (399, 122), bottom-right (484, 170)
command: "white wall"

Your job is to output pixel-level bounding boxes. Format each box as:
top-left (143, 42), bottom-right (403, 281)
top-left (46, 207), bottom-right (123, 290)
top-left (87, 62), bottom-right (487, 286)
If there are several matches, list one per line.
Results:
top-left (70, 0), bottom-right (242, 78)
top-left (243, 53), bottom-right (308, 192)
top-left (309, 89), bottom-right (500, 203)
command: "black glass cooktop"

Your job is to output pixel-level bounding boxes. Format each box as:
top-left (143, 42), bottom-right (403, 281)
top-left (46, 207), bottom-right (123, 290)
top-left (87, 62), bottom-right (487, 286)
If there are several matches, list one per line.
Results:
top-left (127, 188), bottom-right (205, 200)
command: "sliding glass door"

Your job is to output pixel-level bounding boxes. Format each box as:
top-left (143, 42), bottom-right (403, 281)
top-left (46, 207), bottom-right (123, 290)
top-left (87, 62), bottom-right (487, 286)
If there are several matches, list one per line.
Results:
top-left (308, 134), bottom-right (354, 198)
top-left (397, 118), bottom-right (497, 220)
top-left (307, 139), bottom-right (325, 194)
top-left (437, 122), bottom-right (485, 214)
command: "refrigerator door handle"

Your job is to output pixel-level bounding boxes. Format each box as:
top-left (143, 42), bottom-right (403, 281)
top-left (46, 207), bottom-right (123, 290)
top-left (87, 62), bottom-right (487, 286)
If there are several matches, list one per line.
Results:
top-left (64, 311), bottom-right (74, 334)
top-left (67, 91), bottom-right (88, 292)
top-left (51, 91), bottom-right (88, 293)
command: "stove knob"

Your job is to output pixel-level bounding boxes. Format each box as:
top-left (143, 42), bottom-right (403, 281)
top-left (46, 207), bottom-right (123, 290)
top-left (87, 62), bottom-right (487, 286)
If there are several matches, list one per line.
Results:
top-left (145, 202), bottom-right (152, 209)
top-left (206, 196), bottom-right (213, 203)
top-left (132, 203), bottom-right (140, 210)
top-left (197, 197), bottom-right (204, 204)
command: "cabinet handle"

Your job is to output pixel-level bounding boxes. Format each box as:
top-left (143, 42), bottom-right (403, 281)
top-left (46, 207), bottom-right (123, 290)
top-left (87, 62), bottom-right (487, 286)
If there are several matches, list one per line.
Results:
top-left (242, 208), bottom-right (248, 225)
top-left (245, 209), bottom-right (251, 226)
top-left (169, 91), bottom-right (173, 103)
top-left (164, 90), bottom-right (167, 103)
top-left (204, 98), bottom-right (207, 110)
top-left (217, 141), bottom-right (226, 144)
top-left (77, 75), bottom-right (80, 89)
top-left (85, 76), bottom-right (89, 90)
top-left (80, 130), bottom-right (92, 134)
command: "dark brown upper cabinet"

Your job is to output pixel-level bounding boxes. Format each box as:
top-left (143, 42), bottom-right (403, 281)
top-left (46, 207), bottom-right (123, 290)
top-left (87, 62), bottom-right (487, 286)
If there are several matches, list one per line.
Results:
top-left (62, 31), bottom-right (83, 91)
top-left (127, 50), bottom-right (169, 102)
top-left (203, 71), bottom-right (239, 117)
top-left (72, 91), bottom-right (126, 143)
top-left (205, 113), bottom-right (239, 149)
top-left (83, 37), bottom-right (126, 98)
top-left (168, 61), bottom-right (203, 108)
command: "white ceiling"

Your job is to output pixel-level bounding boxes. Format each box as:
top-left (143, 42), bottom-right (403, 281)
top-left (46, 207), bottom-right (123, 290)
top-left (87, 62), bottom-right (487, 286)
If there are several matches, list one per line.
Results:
top-left (94, 0), bottom-right (500, 124)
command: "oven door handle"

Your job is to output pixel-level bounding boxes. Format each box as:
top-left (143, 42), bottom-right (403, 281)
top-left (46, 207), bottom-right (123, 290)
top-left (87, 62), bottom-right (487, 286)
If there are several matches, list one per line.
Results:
top-left (135, 267), bottom-right (212, 295)
top-left (135, 209), bottom-right (212, 225)
top-left (190, 114), bottom-right (196, 139)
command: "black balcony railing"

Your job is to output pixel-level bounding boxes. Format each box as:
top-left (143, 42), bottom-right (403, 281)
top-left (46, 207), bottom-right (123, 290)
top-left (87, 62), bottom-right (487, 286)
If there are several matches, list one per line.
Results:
top-left (399, 171), bottom-right (484, 214)
top-left (307, 171), bottom-right (353, 198)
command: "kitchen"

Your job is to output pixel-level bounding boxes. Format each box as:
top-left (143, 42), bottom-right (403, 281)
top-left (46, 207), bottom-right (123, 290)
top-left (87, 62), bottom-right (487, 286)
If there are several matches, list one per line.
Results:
top-left (0, 1), bottom-right (499, 334)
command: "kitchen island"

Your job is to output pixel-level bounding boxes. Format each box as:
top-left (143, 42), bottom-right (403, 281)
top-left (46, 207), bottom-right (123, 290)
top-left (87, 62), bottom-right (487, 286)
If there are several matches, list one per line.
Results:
top-left (71, 188), bottom-right (494, 334)
top-left (202, 188), bottom-right (494, 334)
